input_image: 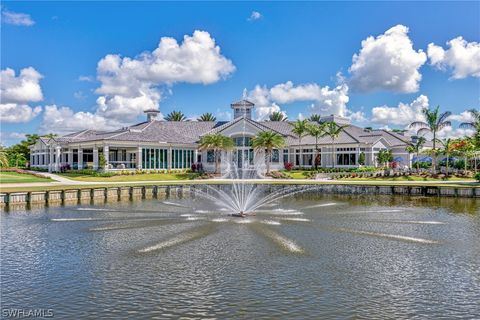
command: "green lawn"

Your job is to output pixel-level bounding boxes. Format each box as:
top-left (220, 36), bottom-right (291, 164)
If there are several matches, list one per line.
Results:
top-left (60, 172), bottom-right (200, 182)
top-left (0, 171), bottom-right (52, 184)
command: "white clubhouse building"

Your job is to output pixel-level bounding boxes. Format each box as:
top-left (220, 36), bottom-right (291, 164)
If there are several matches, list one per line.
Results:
top-left (30, 99), bottom-right (416, 173)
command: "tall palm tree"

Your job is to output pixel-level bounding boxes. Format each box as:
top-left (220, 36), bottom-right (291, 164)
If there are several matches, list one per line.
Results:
top-left (0, 145), bottom-right (9, 168)
top-left (409, 105), bottom-right (451, 173)
top-left (309, 114), bottom-right (321, 123)
top-left (269, 111), bottom-right (288, 122)
top-left (165, 111), bottom-right (186, 121)
top-left (406, 136), bottom-right (426, 171)
top-left (322, 121), bottom-right (349, 168)
top-left (198, 134), bottom-right (234, 174)
top-left (291, 119), bottom-right (309, 168)
top-left (251, 131), bottom-right (286, 174)
top-left (437, 138), bottom-right (455, 177)
top-left (306, 122), bottom-right (326, 169)
top-left (197, 113), bottom-right (216, 122)
top-left (460, 108), bottom-right (480, 146)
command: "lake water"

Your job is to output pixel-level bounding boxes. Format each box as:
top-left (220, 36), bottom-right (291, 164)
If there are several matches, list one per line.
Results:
top-left (1, 193), bottom-right (479, 319)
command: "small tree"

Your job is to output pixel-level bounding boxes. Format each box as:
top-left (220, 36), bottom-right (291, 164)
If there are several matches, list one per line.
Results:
top-left (377, 149), bottom-right (393, 168)
top-left (406, 136), bottom-right (426, 171)
top-left (437, 138), bottom-right (455, 177)
top-left (358, 152), bottom-right (366, 166)
top-left (199, 134), bottom-right (234, 174)
top-left (98, 153), bottom-right (107, 170)
top-left (0, 145), bottom-right (9, 168)
top-left (251, 131), bottom-right (286, 174)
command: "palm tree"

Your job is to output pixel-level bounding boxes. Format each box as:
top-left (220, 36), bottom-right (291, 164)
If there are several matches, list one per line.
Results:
top-left (198, 134), bottom-right (234, 174)
top-left (0, 145), bottom-right (9, 168)
top-left (291, 119), bottom-right (309, 168)
top-left (309, 114), bottom-right (321, 123)
top-left (437, 138), bottom-right (455, 177)
top-left (322, 121), bottom-right (349, 168)
top-left (10, 152), bottom-right (26, 167)
top-left (460, 108), bottom-right (480, 146)
top-left (406, 136), bottom-right (426, 171)
top-left (198, 113), bottom-right (216, 122)
top-left (165, 111), bottom-right (186, 121)
top-left (251, 131), bottom-right (286, 174)
top-left (306, 122), bottom-right (326, 169)
top-left (269, 111), bottom-right (288, 122)
top-left (42, 133), bottom-right (58, 139)
top-left (409, 105), bottom-right (451, 173)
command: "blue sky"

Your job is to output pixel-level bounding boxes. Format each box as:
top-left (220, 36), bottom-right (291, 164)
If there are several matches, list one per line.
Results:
top-left (1, 1), bottom-right (479, 145)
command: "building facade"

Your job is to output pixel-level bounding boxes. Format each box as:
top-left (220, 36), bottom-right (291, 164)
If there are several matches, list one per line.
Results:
top-left (30, 99), bottom-right (416, 173)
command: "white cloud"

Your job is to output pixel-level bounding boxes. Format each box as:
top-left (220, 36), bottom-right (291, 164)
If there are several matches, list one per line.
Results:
top-left (447, 110), bottom-right (474, 123)
top-left (78, 75), bottom-right (94, 82)
top-left (0, 132), bottom-right (27, 146)
top-left (248, 80), bottom-right (352, 121)
top-left (0, 104), bottom-right (42, 123)
top-left (371, 95), bottom-right (429, 126)
top-left (40, 105), bottom-right (111, 134)
top-left (248, 11), bottom-right (262, 21)
top-left (94, 30), bottom-right (235, 123)
top-left (437, 126), bottom-right (475, 140)
top-left (427, 37), bottom-right (480, 79)
top-left (2, 9), bottom-right (34, 26)
top-left (0, 67), bottom-right (44, 123)
top-left (349, 25), bottom-right (427, 93)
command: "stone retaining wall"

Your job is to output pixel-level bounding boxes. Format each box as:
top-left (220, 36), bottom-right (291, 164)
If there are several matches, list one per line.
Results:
top-left (0, 183), bottom-right (478, 210)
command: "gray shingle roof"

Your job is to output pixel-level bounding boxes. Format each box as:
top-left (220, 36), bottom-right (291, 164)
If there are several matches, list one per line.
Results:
top-left (54, 119), bottom-right (412, 147)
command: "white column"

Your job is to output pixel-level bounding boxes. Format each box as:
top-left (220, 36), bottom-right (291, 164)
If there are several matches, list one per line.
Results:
top-left (194, 150), bottom-right (198, 164)
top-left (93, 147), bottom-right (99, 170)
top-left (30, 153), bottom-right (33, 167)
top-left (103, 146), bottom-right (109, 170)
top-left (167, 147), bottom-right (172, 170)
top-left (78, 148), bottom-right (83, 169)
top-left (55, 146), bottom-right (61, 172)
top-left (68, 149), bottom-right (73, 168)
top-left (48, 147), bottom-right (54, 172)
top-left (137, 147), bottom-right (142, 170)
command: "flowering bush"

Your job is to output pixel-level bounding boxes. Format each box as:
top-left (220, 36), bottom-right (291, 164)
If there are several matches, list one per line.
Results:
top-left (284, 162), bottom-right (294, 171)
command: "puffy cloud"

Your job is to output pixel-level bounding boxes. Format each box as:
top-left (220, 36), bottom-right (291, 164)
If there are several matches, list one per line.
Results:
top-left (437, 126), bottom-right (475, 140)
top-left (427, 37), bottom-right (480, 79)
top-left (1, 9), bottom-right (34, 26)
top-left (0, 104), bottom-right (42, 123)
top-left (1, 67), bottom-right (43, 103)
top-left (0, 67), bottom-right (43, 123)
top-left (40, 105), bottom-right (111, 134)
top-left (349, 25), bottom-right (427, 93)
top-left (248, 11), bottom-right (262, 21)
top-left (248, 81), bottom-right (351, 121)
top-left (371, 95), bottom-right (429, 126)
top-left (0, 132), bottom-right (27, 146)
top-left (95, 30), bottom-right (235, 123)
top-left (447, 110), bottom-right (474, 123)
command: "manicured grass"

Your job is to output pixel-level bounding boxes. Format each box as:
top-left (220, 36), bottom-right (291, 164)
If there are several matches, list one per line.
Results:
top-left (0, 172), bottom-right (52, 184)
top-left (60, 172), bottom-right (200, 182)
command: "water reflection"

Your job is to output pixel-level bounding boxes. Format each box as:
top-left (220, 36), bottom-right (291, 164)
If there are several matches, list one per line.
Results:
top-left (1, 192), bottom-right (479, 319)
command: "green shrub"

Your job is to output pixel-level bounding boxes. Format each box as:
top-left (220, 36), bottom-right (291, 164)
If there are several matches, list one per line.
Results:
top-left (475, 172), bottom-right (480, 182)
